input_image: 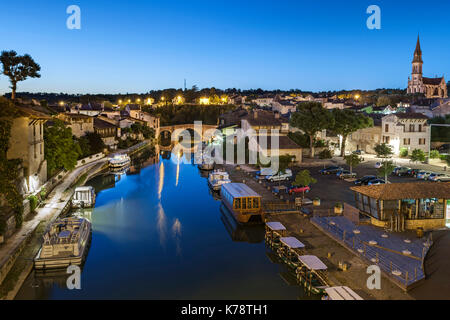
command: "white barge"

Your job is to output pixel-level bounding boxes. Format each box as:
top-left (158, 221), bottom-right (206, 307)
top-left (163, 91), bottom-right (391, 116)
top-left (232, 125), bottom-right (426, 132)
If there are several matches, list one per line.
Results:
top-left (208, 169), bottom-right (231, 191)
top-left (109, 154), bottom-right (131, 169)
top-left (34, 217), bottom-right (92, 270)
top-left (72, 186), bottom-right (96, 208)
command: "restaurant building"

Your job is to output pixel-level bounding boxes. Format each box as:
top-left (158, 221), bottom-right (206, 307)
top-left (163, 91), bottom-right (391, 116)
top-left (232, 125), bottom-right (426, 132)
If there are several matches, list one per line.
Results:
top-left (351, 182), bottom-right (450, 231)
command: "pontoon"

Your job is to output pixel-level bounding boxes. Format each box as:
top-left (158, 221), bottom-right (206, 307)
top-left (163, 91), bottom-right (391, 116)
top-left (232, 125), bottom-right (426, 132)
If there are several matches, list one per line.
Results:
top-left (296, 255), bottom-right (330, 295)
top-left (264, 221), bottom-right (286, 248)
top-left (72, 186), bottom-right (96, 208)
top-left (34, 217), bottom-right (92, 270)
top-left (322, 286), bottom-right (364, 300)
top-left (277, 237), bottom-right (306, 269)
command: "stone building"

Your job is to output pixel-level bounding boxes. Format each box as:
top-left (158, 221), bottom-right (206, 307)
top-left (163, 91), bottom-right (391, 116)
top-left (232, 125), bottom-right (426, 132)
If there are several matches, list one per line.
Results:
top-left (407, 36), bottom-right (448, 99)
top-left (56, 113), bottom-right (94, 138)
top-left (381, 113), bottom-right (430, 155)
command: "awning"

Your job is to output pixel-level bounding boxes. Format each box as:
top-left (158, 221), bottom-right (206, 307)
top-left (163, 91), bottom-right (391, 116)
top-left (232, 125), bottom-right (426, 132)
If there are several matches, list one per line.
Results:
top-left (325, 286), bottom-right (363, 300)
top-left (280, 237), bottom-right (305, 249)
top-left (298, 255), bottom-right (328, 270)
top-left (266, 222), bottom-right (286, 231)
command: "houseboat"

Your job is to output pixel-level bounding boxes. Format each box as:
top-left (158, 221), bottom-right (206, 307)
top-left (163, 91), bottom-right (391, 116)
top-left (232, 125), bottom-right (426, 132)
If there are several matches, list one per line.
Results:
top-left (221, 183), bottom-right (264, 224)
top-left (208, 169), bottom-right (231, 191)
top-left (72, 186), bottom-right (96, 208)
top-left (109, 154), bottom-right (131, 169)
top-left (34, 217), bottom-right (92, 270)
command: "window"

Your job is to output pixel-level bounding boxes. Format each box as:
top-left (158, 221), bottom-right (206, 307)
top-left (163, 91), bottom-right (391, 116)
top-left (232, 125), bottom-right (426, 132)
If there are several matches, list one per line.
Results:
top-left (385, 124), bottom-right (389, 133)
top-left (418, 124), bottom-right (423, 132)
top-left (403, 138), bottom-right (411, 145)
top-left (242, 198), bottom-right (247, 210)
top-left (419, 138), bottom-right (426, 145)
top-left (234, 198), bottom-right (241, 210)
top-left (409, 124), bottom-right (415, 132)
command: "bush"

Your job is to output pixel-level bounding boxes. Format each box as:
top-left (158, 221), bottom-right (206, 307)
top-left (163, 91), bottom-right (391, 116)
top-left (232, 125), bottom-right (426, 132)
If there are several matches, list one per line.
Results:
top-left (40, 187), bottom-right (47, 200)
top-left (430, 150), bottom-right (440, 159)
top-left (399, 148), bottom-right (409, 158)
top-left (28, 195), bottom-right (39, 213)
top-left (318, 149), bottom-right (332, 159)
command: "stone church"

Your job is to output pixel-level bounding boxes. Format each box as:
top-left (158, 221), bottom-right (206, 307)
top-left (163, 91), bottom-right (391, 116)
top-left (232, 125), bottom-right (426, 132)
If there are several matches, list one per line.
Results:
top-left (407, 36), bottom-right (448, 98)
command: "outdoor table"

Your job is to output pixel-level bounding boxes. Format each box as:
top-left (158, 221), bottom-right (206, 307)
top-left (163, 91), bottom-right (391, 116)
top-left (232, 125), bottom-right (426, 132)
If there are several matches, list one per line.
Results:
top-left (353, 230), bottom-right (361, 235)
top-left (369, 241), bottom-right (377, 246)
top-left (404, 239), bottom-right (411, 244)
top-left (357, 249), bottom-right (364, 254)
top-left (392, 270), bottom-right (402, 277)
top-left (403, 250), bottom-right (412, 256)
top-left (381, 234), bottom-right (389, 238)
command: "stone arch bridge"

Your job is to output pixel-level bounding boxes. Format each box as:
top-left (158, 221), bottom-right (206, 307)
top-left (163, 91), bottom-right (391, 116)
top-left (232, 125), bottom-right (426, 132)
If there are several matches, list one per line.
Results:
top-left (159, 124), bottom-right (219, 142)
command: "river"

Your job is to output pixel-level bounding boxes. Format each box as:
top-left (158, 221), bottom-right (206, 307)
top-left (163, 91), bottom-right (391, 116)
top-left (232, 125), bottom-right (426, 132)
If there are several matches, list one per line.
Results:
top-left (16, 147), bottom-right (312, 300)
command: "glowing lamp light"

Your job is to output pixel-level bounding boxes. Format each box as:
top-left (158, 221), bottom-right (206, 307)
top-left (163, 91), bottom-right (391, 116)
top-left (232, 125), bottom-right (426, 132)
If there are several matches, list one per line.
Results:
top-left (354, 94), bottom-right (360, 100)
top-left (199, 97), bottom-right (210, 105)
top-left (59, 101), bottom-right (65, 106)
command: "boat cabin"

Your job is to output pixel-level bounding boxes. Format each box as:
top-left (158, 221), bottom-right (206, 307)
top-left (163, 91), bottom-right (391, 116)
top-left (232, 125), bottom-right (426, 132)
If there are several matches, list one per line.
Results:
top-left (72, 186), bottom-right (96, 208)
top-left (221, 183), bottom-right (263, 224)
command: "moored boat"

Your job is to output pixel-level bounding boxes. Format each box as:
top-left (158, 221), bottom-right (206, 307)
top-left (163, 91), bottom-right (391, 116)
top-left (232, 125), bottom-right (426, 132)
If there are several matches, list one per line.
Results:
top-left (296, 255), bottom-right (330, 295)
top-left (72, 186), bottom-right (96, 208)
top-left (109, 154), bottom-right (131, 169)
top-left (221, 183), bottom-right (264, 224)
top-left (277, 237), bottom-right (306, 270)
top-left (208, 169), bottom-right (231, 191)
top-left (264, 221), bottom-right (286, 248)
top-left (34, 217), bottom-right (92, 270)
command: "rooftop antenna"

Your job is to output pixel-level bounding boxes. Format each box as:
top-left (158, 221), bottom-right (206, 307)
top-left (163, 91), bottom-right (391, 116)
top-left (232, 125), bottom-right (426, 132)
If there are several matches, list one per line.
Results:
top-left (184, 79), bottom-right (187, 91)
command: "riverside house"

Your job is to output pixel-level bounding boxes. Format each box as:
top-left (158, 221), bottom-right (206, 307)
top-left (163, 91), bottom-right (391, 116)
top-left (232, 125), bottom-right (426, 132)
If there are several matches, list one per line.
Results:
top-left (94, 117), bottom-right (121, 150)
top-left (56, 113), bottom-right (94, 138)
top-left (351, 182), bottom-right (450, 231)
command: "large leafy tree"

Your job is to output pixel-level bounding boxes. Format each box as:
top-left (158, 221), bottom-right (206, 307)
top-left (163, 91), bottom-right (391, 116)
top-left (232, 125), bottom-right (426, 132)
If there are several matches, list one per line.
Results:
top-left (44, 120), bottom-right (81, 176)
top-left (331, 109), bottom-right (373, 157)
top-left (0, 51), bottom-right (41, 100)
top-left (290, 102), bottom-right (334, 157)
top-left (374, 143), bottom-right (394, 159)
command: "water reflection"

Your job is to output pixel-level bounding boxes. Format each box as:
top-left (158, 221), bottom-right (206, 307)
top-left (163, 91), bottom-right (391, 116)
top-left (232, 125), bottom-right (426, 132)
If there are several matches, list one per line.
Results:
top-left (16, 146), bottom-right (309, 300)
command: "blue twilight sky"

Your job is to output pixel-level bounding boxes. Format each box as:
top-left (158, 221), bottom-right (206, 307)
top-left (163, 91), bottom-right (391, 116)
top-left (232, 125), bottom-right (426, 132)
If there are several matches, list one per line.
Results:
top-left (0, 0), bottom-right (449, 94)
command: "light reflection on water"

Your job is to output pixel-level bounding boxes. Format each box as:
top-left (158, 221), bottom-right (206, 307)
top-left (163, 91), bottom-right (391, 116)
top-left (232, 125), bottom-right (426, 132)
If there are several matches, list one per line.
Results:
top-left (15, 148), bottom-right (314, 300)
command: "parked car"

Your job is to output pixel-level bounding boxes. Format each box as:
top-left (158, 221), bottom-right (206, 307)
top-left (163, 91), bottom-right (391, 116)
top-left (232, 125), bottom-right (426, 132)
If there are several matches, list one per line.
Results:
top-left (438, 144), bottom-right (450, 153)
top-left (374, 162), bottom-right (382, 169)
top-left (417, 171), bottom-right (433, 180)
top-left (320, 166), bottom-right (343, 175)
top-left (354, 176), bottom-right (377, 186)
top-left (337, 170), bottom-right (357, 180)
top-left (428, 173), bottom-right (450, 182)
top-left (406, 168), bottom-right (421, 177)
top-left (367, 179), bottom-right (386, 186)
top-left (289, 185), bottom-right (311, 195)
top-left (394, 167), bottom-right (411, 177)
top-left (266, 169), bottom-right (293, 182)
top-left (353, 150), bottom-right (365, 155)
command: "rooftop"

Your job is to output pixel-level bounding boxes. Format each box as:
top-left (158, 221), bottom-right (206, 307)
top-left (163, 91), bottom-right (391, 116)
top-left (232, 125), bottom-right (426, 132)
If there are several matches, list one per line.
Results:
top-left (222, 183), bottom-right (261, 199)
top-left (351, 182), bottom-right (450, 200)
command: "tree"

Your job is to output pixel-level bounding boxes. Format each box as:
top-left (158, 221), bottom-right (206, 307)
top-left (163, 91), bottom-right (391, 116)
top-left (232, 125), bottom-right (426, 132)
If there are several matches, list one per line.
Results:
top-left (374, 143), bottom-right (393, 159)
top-left (377, 160), bottom-right (396, 183)
top-left (84, 132), bottom-right (106, 154)
top-left (410, 149), bottom-right (426, 163)
top-left (293, 170), bottom-right (317, 199)
top-left (331, 109), bottom-right (373, 157)
top-left (0, 51), bottom-right (41, 100)
top-left (44, 120), bottom-right (81, 176)
top-left (344, 154), bottom-right (362, 173)
top-left (290, 102), bottom-right (334, 157)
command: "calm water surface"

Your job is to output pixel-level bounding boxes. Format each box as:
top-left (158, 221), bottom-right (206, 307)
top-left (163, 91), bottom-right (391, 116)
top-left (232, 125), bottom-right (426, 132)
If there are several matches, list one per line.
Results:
top-left (16, 150), bottom-right (311, 300)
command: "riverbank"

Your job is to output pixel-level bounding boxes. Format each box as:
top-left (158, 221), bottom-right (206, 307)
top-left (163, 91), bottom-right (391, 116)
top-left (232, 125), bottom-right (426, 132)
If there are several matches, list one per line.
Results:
top-left (220, 163), bottom-right (413, 300)
top-left (0, 141), bottom-right (153, 300)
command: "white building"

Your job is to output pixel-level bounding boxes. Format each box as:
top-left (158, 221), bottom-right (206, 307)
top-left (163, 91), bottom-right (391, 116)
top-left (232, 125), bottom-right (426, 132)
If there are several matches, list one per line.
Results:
top-left (381, 113), bottom-right (430, 155)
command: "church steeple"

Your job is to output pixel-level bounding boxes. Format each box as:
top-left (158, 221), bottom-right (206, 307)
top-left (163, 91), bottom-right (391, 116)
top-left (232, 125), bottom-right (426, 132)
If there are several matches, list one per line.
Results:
top-left (413, 34), bottom-right (423, 63)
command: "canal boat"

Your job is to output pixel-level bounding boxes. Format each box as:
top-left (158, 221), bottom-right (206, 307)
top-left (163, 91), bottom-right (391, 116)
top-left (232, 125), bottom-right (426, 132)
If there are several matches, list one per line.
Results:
top-left (109, 154), bottom-right (131, 169)
top-left (208, 169), bottom-right (231, 191)
top-left (277, 237), bottom-right (306, 270)
top-left (264, 221), bottom-right (286, 248)
top-left (296, 255), bottom-right (330, 295)
top-left (72, 186), bottom-right (96, 208)
top-left (221, 183), bottom-right (264, 224)
top-left (34, 217), bottom-right (92, 270)
top-left (322, 286), bottom-right (364, 300)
